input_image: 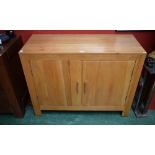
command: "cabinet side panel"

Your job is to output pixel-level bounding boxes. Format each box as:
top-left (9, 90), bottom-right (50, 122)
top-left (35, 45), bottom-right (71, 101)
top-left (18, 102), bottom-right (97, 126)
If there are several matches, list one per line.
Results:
top-left (122, 54), bottom-right (146, 116)
top-left (19, 54), bottom-right (41, 115)
top-left (120, 61), bottom-right (135, 105)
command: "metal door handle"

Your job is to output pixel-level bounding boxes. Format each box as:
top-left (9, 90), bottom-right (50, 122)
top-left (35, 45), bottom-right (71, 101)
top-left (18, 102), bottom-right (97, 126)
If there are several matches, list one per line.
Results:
top-left (84, 82), bottom-right (86, 94)
top-left (76, 82), bottom-right (79, 94)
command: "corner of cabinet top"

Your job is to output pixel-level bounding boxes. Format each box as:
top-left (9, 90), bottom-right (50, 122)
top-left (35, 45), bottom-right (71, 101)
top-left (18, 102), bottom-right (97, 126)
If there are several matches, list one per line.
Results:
top-left (20, 34), bottom-right (147, 55)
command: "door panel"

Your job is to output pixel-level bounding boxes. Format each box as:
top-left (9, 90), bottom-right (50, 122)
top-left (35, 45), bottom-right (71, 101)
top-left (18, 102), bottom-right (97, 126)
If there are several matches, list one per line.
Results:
top-left (31, 59), bottom-right (67, 106)
top-left (82, 61), bottom-right (135, 106)
top-left (70, 61), bottom-right (82, 106)
top-left (82, 61), bottom-right (99, 106)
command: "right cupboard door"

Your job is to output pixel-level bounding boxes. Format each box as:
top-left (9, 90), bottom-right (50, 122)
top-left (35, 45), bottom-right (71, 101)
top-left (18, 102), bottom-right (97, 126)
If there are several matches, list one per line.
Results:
top-left (82, 61), bottom-right (135, 106)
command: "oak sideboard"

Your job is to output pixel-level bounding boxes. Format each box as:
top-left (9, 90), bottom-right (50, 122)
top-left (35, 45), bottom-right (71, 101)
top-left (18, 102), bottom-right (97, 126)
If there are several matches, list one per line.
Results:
top-left (19, 34), bottom-right (146, 116)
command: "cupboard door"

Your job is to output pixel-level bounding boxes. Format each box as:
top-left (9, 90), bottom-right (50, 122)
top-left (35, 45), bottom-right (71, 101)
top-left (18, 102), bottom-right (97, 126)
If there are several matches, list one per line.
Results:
top-left (31, 59), bottom-right (68, 106)
top-left (82, 61), bottom-right (135, 106)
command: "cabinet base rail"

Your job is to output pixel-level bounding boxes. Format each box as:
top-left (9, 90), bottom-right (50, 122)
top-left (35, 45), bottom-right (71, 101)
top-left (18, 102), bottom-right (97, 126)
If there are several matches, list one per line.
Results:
top-left (33, 105), bottom-right (127, 116)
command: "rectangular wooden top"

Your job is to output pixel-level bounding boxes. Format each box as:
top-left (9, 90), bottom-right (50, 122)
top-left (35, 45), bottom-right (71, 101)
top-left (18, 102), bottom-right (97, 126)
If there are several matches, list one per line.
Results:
top-left (20, 34), bottom-right (146, 54)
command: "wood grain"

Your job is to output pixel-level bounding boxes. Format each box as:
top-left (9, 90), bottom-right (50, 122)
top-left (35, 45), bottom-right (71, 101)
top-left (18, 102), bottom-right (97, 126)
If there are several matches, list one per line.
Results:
top-left (21, 34), bottom-right (146, 54)
top-left (82, 61), bottom-right (135, 106)
top-left (82, 61), bottom-right (99, 106)
top-left (31, 59), bottom-right (67, 106)
top-left (122, 54), bottom-right (146, 116)
top-left (19, 55), bottom-right (41, 116)
top-left (19, 34), bottom-right (147, 116)
top-left (70, 61), bottom-right (82, 106)
top-left (40, 105), bottom-right (124, 111)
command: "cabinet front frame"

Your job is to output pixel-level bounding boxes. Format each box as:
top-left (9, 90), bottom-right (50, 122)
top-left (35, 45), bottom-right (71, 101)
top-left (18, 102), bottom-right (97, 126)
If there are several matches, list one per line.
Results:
top-left (19, 53), bottom-right (145, 116)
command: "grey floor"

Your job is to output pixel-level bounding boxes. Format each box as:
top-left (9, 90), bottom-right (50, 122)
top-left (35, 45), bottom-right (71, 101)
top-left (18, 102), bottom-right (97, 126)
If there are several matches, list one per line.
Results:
top-left (0, 105), bottom-right (155, 125)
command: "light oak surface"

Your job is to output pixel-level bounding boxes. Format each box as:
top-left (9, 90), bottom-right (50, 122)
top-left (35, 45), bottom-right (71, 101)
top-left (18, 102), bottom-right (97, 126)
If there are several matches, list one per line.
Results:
top-left (70, 61), bottom-right (82, 106)
top-left (20, 34), bottom-right (146, 116)
top-left (20, 34), bottom-right (146, 54)
top-left (30, 59), bottom-right (67, 106)
top-left (82, 61), bottom-right (135, 106)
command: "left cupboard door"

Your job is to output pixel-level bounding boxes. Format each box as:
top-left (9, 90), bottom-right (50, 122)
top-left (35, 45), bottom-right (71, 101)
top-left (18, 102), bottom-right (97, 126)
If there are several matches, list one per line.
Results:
top-left (30, 59), bottom-right (68, 107)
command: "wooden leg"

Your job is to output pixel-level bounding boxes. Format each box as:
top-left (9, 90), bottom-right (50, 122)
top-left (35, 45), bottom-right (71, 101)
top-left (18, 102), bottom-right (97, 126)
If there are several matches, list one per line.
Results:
top-left (122, 110), bottom-right (129, 117)
top-left (34, 108), bottom-right (42, 116)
